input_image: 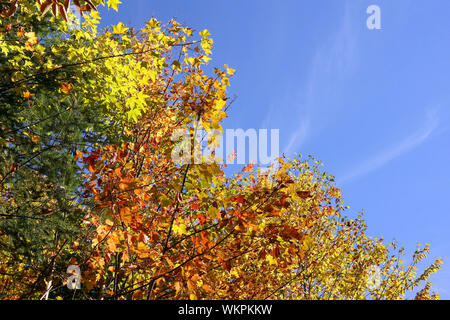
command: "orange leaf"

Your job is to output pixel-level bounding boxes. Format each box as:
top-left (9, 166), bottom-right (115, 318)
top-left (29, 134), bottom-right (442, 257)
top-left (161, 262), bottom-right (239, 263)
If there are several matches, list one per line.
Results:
top-left (242, 162), bottom-right (254, 173)
top-left (202, 284), bottom-right (215, 293)
top-left (106, 237), bottom-right (117, 252)
top-left (197, 214), bottom-right (206, 225)
top-left (132, 290), bottom-right (144, 300)
top-left (60, 82), bottom-right (73, 94)
top-left (190, 203), bottom-right (200, 210)
top-left (23, 90), bottom-right (34, 98)
top-left (88, 163), bottom-right (96, 173)
top-left (175, 281), bottom-right (183, 294)
top-left (75, 150), bottom-right (83, 160)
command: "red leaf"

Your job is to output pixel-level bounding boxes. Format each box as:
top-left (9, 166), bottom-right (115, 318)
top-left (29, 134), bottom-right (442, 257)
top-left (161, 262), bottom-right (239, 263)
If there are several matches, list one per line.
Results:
top-left (273, 246), bottom-right (280, 258)
top-left (297, 191), bottom-right (311, 199)
top-left (231, 195), bottom-right (245, 204)
top-left (197, 214), bottom-right (206, 225)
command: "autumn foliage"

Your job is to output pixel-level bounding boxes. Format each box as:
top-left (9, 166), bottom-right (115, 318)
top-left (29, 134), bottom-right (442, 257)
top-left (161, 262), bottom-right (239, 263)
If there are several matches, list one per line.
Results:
top-left (0, 0), bottom-right (443, 300)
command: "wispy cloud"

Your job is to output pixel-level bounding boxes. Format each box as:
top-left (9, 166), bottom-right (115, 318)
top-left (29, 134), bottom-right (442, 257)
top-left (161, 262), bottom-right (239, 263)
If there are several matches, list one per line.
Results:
top-left (283, 1), bottom-right (356, 155)
top-left (338, 110), bottom-right (439, 185)
top-left (283, 117), bottom-right (310, 155)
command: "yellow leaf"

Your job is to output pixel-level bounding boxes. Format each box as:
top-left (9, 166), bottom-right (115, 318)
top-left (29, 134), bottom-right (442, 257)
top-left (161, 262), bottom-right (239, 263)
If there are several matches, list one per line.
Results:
top-left (108, 0), bottom-right (122, 11)
top-left (226, 67), bottom-right (235, 76)
top-left (165, 256), bottom-right (175, 267)
top-left (301, 236), bottom-right (313, 251)
top-left (24, 32), bottom-right (38, 50)
top-left (207, 207), bottom-right (219, 219)
top-left (202, 56), bottom-right (211, 65)
top-left (266, 254), bottom-right (277, 265)
top-left (174, 223), bottom-right (188, 235)
top-left (199, 29), bottom-right (210, 38)
top-left (90, 10), bottom-right (101, 20)
top-left (112, 22), bottom-right (128, 35)
top-left (146, 18), bottom-right (159, 29)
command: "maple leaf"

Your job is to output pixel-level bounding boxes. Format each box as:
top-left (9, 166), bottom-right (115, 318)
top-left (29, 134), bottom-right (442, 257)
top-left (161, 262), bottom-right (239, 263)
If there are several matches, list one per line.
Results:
top-left (23, 90), bottom-right (34, 98)
top-left (107, 0), bottom-right (121, 12)
top-left (112, 22), bottom-right (128, 34)
top-left (199, 29), bottom-right (211, 38)
top-left (60, 82), bottom-right (73, 94)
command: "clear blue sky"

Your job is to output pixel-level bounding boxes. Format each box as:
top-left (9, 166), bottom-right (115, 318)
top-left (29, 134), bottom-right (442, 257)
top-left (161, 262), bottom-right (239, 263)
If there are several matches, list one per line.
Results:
top-left (99, 0), bottom-right (450, 298)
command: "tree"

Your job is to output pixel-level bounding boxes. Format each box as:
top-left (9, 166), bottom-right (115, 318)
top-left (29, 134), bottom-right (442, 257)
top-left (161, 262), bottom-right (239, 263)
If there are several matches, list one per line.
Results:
top-left (0, 0), bottom-right (137, 298)
top-left (0, 0), bottom-right (443, 300)
top-left (1, 0), bottom-right (115, 21)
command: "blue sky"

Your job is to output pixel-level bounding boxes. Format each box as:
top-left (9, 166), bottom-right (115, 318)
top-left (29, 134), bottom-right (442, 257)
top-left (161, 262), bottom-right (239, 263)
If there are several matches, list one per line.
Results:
top-left (99, 0), bottom-right (450, 298)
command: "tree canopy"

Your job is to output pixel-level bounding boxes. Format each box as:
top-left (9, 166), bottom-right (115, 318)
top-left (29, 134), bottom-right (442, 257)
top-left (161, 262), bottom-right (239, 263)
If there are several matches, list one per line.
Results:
top-left (0, 0), bottom-right (442, 300)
